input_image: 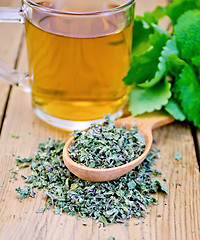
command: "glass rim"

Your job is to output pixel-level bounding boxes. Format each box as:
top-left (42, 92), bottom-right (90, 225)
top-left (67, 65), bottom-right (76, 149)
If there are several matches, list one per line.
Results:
top-left (23, 0), bottom-right (136, 16)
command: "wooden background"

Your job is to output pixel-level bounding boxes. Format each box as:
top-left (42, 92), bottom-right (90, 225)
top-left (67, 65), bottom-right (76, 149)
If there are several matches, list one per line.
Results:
top-left (0, 0), bottom-right (199, 239)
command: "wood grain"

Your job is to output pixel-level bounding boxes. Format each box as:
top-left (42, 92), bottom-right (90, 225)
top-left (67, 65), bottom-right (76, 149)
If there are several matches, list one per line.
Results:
top-left (0, 0), bottom-right (200, 240)
top-left (197, 129), bottom-right (200, 168)
top-left (0, 0), bottom-right (24, 126)
top-left (0, 92), bottom-right (199, 240)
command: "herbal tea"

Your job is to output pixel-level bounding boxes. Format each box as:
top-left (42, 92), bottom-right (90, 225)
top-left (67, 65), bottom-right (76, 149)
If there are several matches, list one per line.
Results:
top-left (25, 1), bottom-right (133, 121)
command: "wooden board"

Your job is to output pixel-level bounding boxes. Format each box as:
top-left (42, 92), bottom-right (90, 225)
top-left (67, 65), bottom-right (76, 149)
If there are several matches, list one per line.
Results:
top-left (0, 0), bottom-right (200, 239)
top-left (197, 130), bottom-right (200, 168)
top-left (1, 94), bottom-right (199, 239)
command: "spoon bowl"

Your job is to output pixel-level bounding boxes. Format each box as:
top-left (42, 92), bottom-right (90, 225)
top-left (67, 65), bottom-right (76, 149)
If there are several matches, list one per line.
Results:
top-left (63, 111), bottom-right (174, 182)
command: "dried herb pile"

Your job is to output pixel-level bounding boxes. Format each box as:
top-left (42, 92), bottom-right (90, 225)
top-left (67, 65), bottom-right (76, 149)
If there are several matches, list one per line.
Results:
top-left (15, 137), bottom-right (168, 225)
top-left (69, 116), bottom-right (145, 168)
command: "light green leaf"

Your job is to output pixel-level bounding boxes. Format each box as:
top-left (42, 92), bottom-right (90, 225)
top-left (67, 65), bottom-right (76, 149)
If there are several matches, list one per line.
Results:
top-left (151, 23), bottom-right (171, 37)
top-left (124, 29), bottom-right (170, 85)
top-left (166, 0), bottom-right (200, 24)
top-left (167, 54), bottom-right (186, 77)
top-left (174, 64), bottom-right (200, 128)
top-left (128, 78), bottom-right (171, 116)
top-left (138, 37), bottom-right (178, 88)
top-left (143, 6), bottom-right (166, 24)
top-left (132, 13), bottom-right (170, 55)
top-left (132, 17), bottom-right (153, 56)
top-left (155, 179), bottom-right (168, 194)
top-left (191, 56), bottom-right (200, 72)
top-left (174, 10), bottom-right (200, 61)
top-left (164, 99), bottom-right (186, 121)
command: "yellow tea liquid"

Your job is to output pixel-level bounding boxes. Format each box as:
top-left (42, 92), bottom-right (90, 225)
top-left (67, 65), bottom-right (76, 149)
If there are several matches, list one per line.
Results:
top-left (25, 1), bottom-right (133, 121)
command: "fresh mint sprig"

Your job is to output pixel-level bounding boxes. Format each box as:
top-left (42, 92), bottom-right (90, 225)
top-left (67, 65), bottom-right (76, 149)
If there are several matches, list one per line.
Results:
top-left (125, 0), bottom-right (200, 128)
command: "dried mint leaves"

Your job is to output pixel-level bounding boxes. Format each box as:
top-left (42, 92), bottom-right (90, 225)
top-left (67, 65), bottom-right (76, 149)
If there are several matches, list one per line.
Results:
top-left (69, 115), bottom-right (145, 168)
top-left (14, 137), bottom-right (168, 225)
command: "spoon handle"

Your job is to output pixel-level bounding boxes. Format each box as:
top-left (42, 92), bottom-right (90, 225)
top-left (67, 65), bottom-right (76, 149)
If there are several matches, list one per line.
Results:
top-left (117, 111), bottom-right (174, 131)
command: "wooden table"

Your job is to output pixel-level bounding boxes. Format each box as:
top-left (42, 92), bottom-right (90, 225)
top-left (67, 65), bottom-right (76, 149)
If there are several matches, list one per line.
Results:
top-left (0, 1), bottom-right (199, 239)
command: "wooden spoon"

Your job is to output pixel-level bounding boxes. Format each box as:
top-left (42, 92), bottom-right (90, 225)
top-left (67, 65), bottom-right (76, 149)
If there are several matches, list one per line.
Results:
top-left (63, 111), bottom-right (174, 182)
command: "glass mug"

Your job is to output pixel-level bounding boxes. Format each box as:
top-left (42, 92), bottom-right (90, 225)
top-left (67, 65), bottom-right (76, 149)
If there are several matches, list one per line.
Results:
top-left (0, 0), bottom-right (135, 130)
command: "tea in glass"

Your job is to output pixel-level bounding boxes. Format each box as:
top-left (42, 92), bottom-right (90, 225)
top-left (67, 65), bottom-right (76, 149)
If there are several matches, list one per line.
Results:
top-left (24, 0), bottom-right (135, 129)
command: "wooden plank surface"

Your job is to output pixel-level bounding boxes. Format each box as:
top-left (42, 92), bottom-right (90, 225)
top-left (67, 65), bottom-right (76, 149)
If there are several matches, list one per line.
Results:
top-left (0, 0), bottom-right (23, 126)
top-left (197, 130), bottom-right (200, 168)
top-left (0, 0), bottom-right (200, 240)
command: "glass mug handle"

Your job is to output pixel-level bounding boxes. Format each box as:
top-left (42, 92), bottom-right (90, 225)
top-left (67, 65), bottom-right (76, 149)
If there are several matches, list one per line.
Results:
top-left (0, 7), bottom-right (31, 92)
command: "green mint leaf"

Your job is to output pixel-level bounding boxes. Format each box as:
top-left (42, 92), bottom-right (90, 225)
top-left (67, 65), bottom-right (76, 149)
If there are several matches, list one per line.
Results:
top-left (143, 6), bottom-right (166, 24)
top-left (191, 56), bottom-right (200, 68)
top-left (173, 152), bottom-right (182, 161)
top-left (164, 99), bottom-right (186, 121)
top-left (151, 23), bottom-right (171, 37)
top-left (191, 56), bottom-right (200, 76)
top-left (138, 37), bottom-right (178, 88)
top-left (132, 17), bottom-right (154, 56)
top-left (166, 0), bottom-right (200, 24)
top-left (155, 179), bottom-right (168, 194)
top-left (128, 78), bottom-right (171, 116)
top-left (174, 64), bottom-right (200, 128)
top-left (167, 54), bottom-right (186, 77)
top-left (174, 10), bottom-right (200, 61)
top-left (11, 135), bottom-right (19, 139)
top-left (124, 28), bottom-right (170, 85)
